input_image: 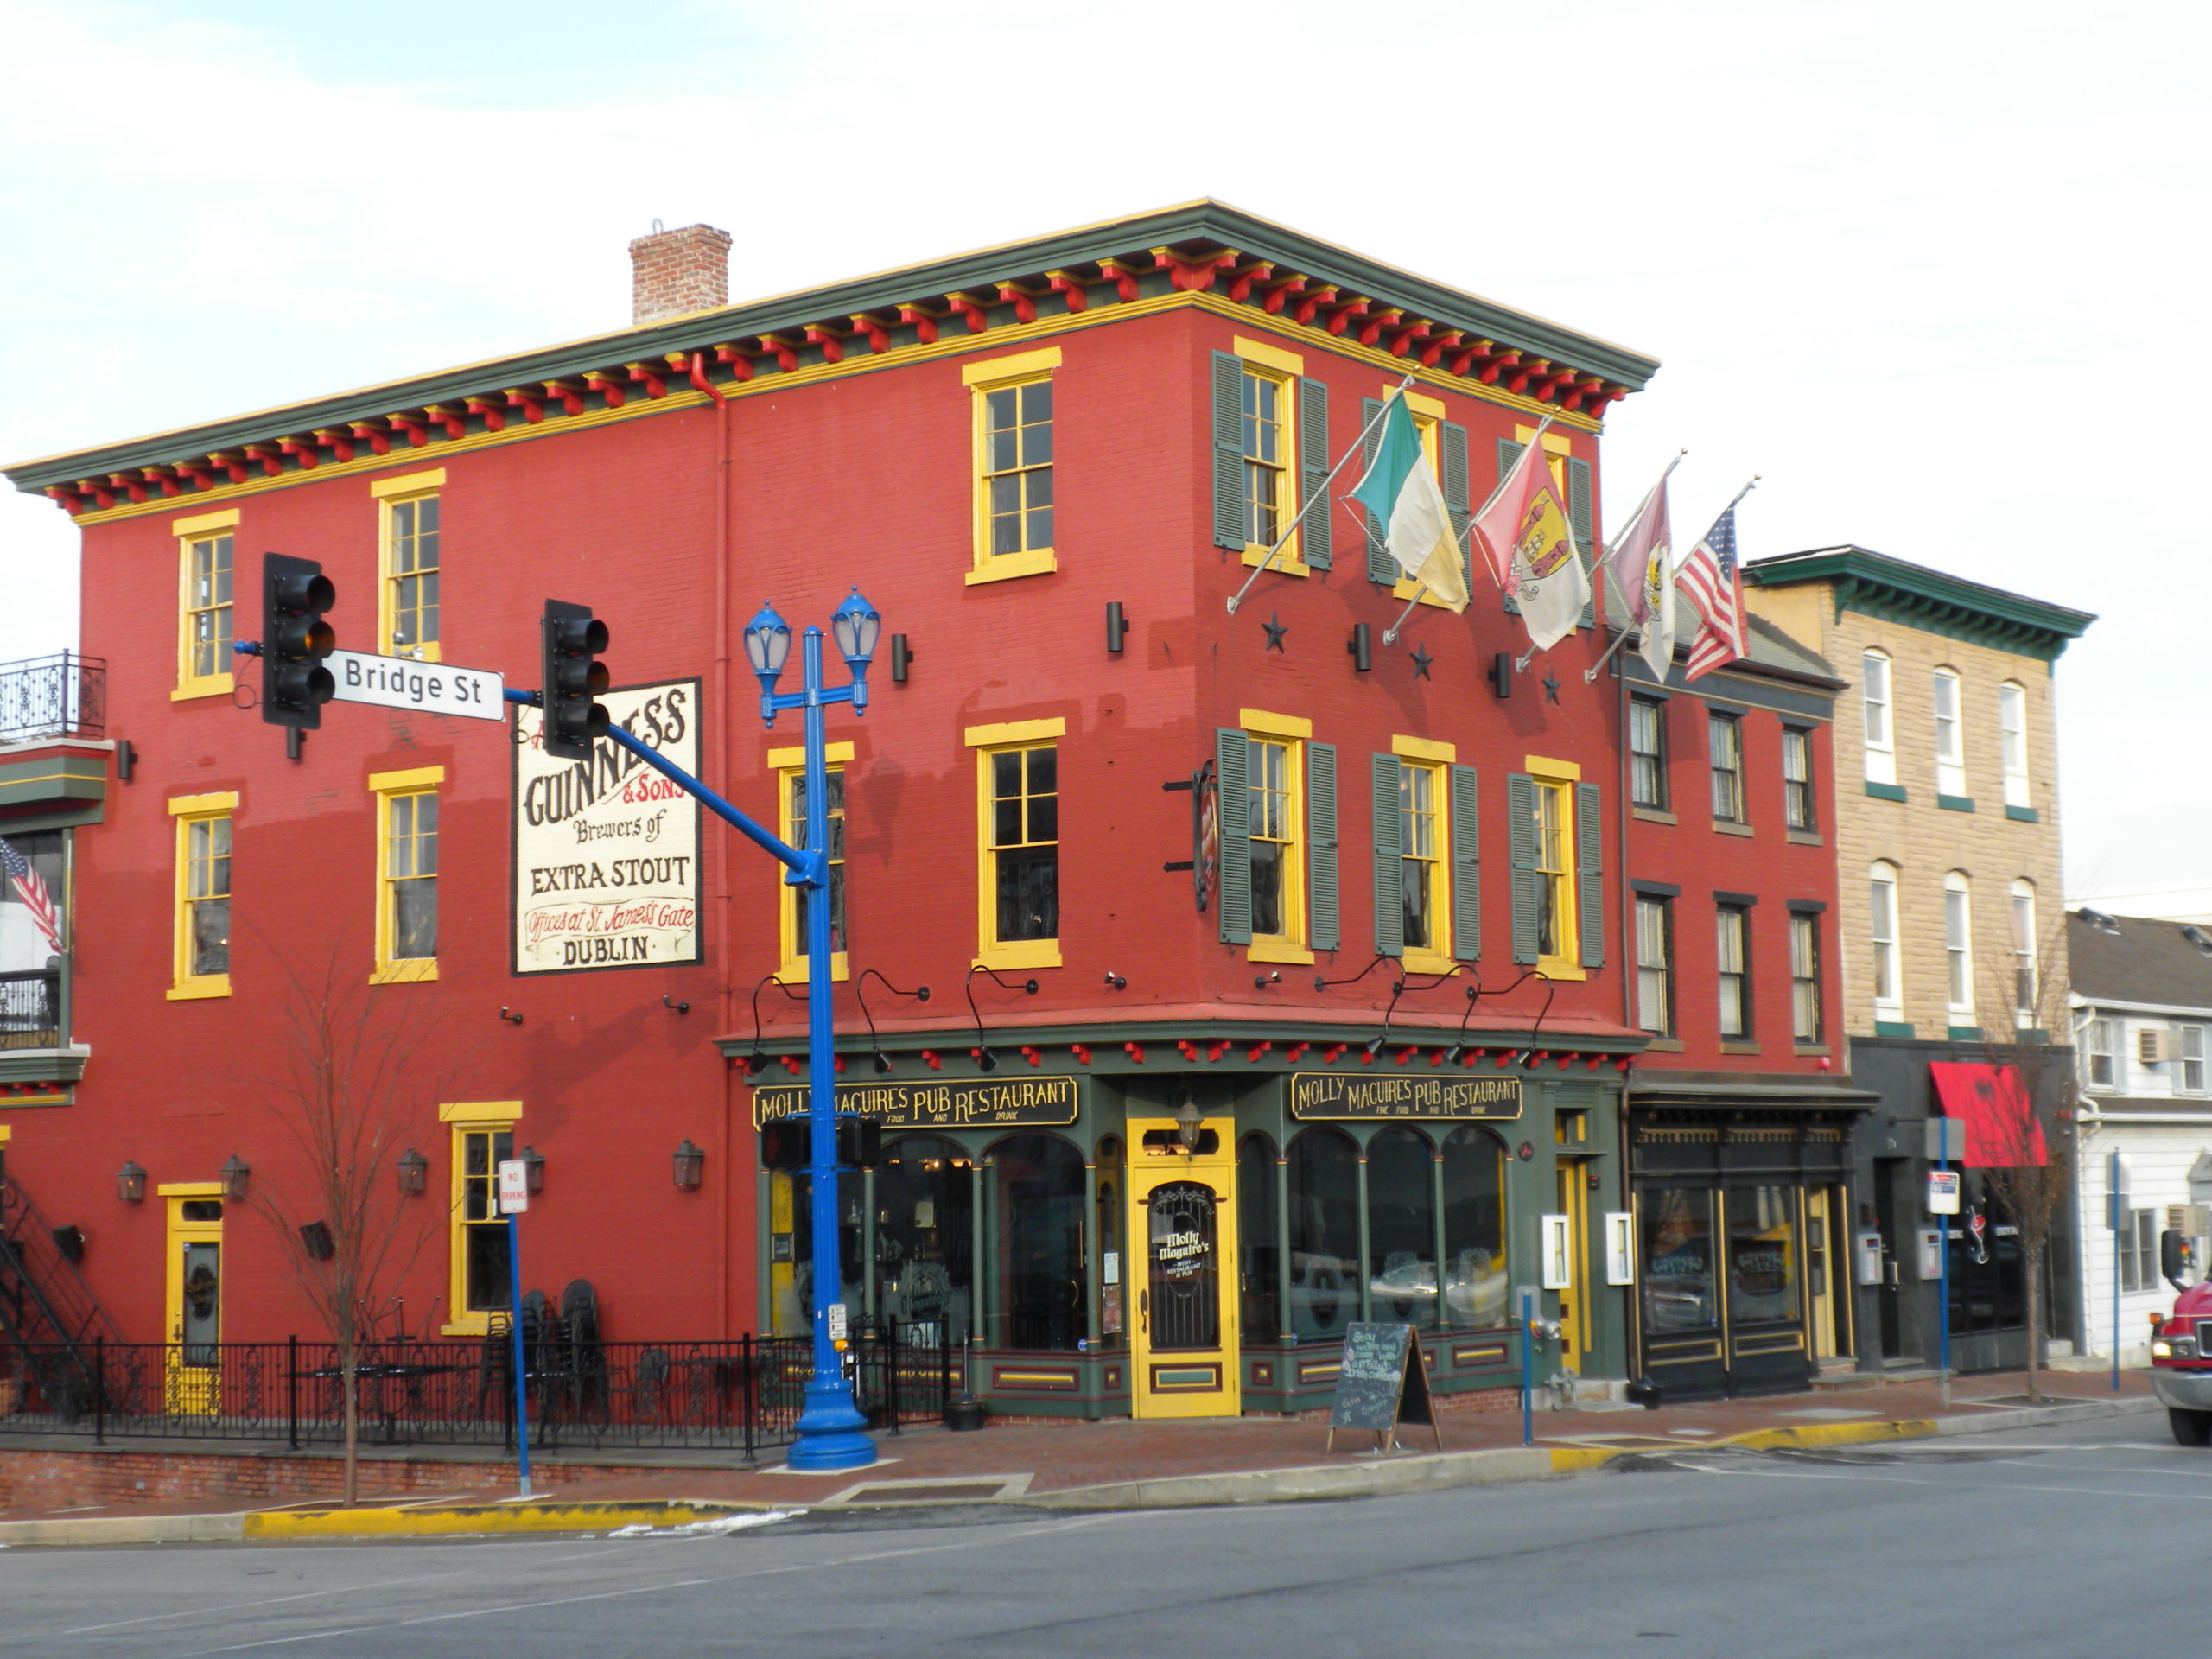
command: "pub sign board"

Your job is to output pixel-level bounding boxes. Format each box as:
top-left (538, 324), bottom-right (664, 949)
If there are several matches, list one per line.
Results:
top-left (1288, 1072), bottom-right (1523, 1122)
top-left (512, 680), bottom-right (703, 975)
top-left (753, 1076), bottom-right (1079, 1131)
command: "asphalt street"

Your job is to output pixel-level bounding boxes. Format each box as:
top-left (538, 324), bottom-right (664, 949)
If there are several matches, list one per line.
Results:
top-left (1, 1411), bottom-right (2195, 1659)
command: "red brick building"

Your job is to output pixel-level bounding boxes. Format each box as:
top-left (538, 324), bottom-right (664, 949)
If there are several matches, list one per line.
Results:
top-left (3, 201), bottom-right (1847, 1416)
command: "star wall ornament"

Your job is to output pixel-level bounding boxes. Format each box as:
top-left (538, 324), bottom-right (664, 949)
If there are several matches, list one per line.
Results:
top-left (1409, 645), bottom-right (1433, 680)
top-left (1262, 613), bottom-right (1287, 652)
top-left (1542, 671), bottom-right (1561, 702)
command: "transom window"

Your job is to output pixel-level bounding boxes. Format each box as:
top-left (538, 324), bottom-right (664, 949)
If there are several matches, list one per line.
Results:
top-left (1716, 905), bottom-right (1751, 1039)
top-left (1862, 650), bottom-right (1895, 785)
top-left (1782, 727), bottom-right (1815, 832)
top-left (982, 379), bottom-right (1054, 558)
top-left (1630, 698), bottom-right (1668, 810)
top-left (1399, 761), bottom-right (1442, 953)
top-left (184, 533), bottom-right (233, 686)
top-left (385, 494), bottom-right (441, 661)
top-left (988, 745), bottom-right (1059, 948)
top-left (1708, 713), bottom-right (1745, 823)
top-left (1635, 896), bottom-right (1673, 1036)
top-left (1249, 737), bottom-right (1299, 942)
top-left (1240, 367), bottom-right (1290, 548)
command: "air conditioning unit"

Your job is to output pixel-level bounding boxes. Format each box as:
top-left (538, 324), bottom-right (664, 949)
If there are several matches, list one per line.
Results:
top-left (2140, 1027), bottom-right (2174, 1065)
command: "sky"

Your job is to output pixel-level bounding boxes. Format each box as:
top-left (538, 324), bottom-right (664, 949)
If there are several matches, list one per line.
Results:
top-left (1, 0), bottom-right (2202, 897)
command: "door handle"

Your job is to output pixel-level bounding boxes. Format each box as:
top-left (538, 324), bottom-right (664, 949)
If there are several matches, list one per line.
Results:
top-left (1139, 1289), bottom-right (1148, 1333)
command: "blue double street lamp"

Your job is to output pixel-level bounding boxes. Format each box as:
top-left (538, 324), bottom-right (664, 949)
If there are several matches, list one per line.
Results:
top-left (504, 587), bottom-right (881, 1472)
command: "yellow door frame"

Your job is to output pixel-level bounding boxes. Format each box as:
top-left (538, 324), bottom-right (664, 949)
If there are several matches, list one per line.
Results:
top-left (1555, 1160), bottom-right (1592, 1375)
top-left (161, 1183), bottom-right (226, 1416)
top-left (1127, 1116), bottom-right (1241, 1419)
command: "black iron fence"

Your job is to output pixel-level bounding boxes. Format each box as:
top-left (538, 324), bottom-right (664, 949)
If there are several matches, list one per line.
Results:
top-left (0, 1323), bottom-right (957, 1458)
top-left (0, 652), bottom-right (104, 746)
top-left (0, 972), bottom-right (60, 1051)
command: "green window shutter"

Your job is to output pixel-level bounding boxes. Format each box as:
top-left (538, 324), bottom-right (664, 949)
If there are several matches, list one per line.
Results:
top-left (1370, 753), bottom-right (1404, 957)
top-left (1363, 397), bottom-right (1394, 584)
top-left (1507, 772), bottom-right (1539, 965)
top-left (1450, 763), bottom-right (1481, 962)
top-left (1299, 378), bottom-right (1332, 571)
top-left (1496, 439), bottom-right (1525, 617)
top-left (1216, 729), bottom-right (1251, 944)
top-left (1567, 455), bottom-right (1595, 628)
top-left (1308, 741), bottom-right (1340, 950)
top-left (1441, 422), bottom-right (1471, 594)
top-left (1211, 352), bottom-right (1245, 551)
top-left (1575, 780), bottom-right (1605, 969)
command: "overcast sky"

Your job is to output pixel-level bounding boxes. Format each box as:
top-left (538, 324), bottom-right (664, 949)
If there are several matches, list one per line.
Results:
top-left (2, 0), bottom-right (2200, 898)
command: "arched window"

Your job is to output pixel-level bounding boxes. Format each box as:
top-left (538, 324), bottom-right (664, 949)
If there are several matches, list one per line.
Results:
top-left (2010, 879), bottom-right (2037, 1027)
top-left (1933, 667), bottom-right (1966, 798)
top-left (1861, 651), bottom-right (1895, 785)
top-left (875, 1135), bottom-right (976, 1347)
top-left (1944, 871), bottom-right (1974, 1018)
top-left (990, 1133), bottom-right (1085, 1352)
top-left (1441, 1127), bottom-right (1508, 1328)
top-left (1999, 683), bottom-right (2031, 809)
top-left (1287, 1128), bottom-right (1358, 1338)
top-left (1870, 862), bottom-right (1902, 1018)
top-left (1367, 1128), bottom-right (1438, 1331)
top-left (1237, 1133), bottom-right (1279, 1342)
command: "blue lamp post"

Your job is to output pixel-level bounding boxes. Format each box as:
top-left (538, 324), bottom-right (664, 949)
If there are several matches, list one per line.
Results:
top-left (746, 588), bottom-right (879, 1471)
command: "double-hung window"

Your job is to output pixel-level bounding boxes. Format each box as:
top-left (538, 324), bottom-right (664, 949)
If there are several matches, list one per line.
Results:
top-left (774, 742), bottom-right (849, 981)
top-left (168, 792), bottom-right (237, 999)
top-left (1249, 735), bottom-right (1300, 946)
top-left (1861, 650), bottom-right (1896, 786)
top-left (2010, 879), bottom-right (2037, 1027)
top-left (1635, 896), bottom-right (1673, 1036)
top-left (2182, 1026), bottom-right (2207, 1094)
top-left (371, 766), bottom-right (442, 983)
top-left (1218, 712), bottom-right (1334, 966)
top-left (374, 471), bottom-right (444, 661)
top-left (968, 719), bottom-right (1063, 969)
top-left (1789, 912), bottom-right (1822, 1046)
top-left (1999, 682), bottom-right (2031, 809)
top-left (175, 510), bottom-right (239, 698)
top-left (1870, 862), bottom-right (1903, 1020)
top-left (1509, 760), bottom-right (1599, 977)
top-left (965, 347), bottom-right (1059, 583)
top-left (1943, 871), bottom-right (1974, 1020)
top-left (1716, 904), bottom-right (1751, 1039)
top-left (442, 1101), bottom-right (522, 1335)
top-left (1241, 365), bottom-right (1292, 550)
top-left (2086, 1017), bottom-right (2118, 1089)
top-left (1630, 697), bottom-right (1669, 810)
top-left (2122, 1209), bottom-right (2158, 1294)
top-left (1782, 727), bottom-right (1815, 832)
top-left (1708, 712), bottom-right (1745, 823)
top-left (1398, 759), bottom-right (1443, 957)
top-left (1933, 668), bottom-right (1967, 798)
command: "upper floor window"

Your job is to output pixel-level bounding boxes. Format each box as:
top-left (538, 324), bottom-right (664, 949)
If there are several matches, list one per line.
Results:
top-left (1943, 871), bottom-right (1974, 1018)
top-left (1630, 697), bottom-right (1668, 810)
top-left (376, 474), bottom-right (443, 662)
top-left (1933, 668), bottom-right (1967, 797)
top-left (1635, 895), bottom-right (1673, 1036)
top-left (1782, 727), bottom-right (1815, 832)
top-left (2009, 878), bottom-right (2037, 1027)
top-left (1790, 912), bottom-right (1822, 1046)
top-left (168, 792), bottom-right (237, 1000)
top-left (1862, 650), bottom-right (1895, 786)
top-left (1398, 759), bottom-right (1443, 957)
top-left (1708, 712), bottom-right (1745, 823)
top-left (964, 347), bottom-right (1059, 583)
top-left (1218, 713), bottom-right (1334, 967)
top-left (1510, 762), bottom-right (1599, 977)
top-left (1999, 682), bottom-right (2031, 809)
top-left (2183, 1026), bottom-right (2207, 1095)
top-left (776, 741), bottom-right (849, 982)
top-left (2086, 1017), bottom-right (2118, 1090)
top-left (1870, 861), bottom-right (1902, 1017)
top-left (1716, 904), bottom-right (1751, 1039)
top-left (1249, 734), bottom-right (1301, 944)
top-left (1240, 364), bottom-right (1294, 550)
top-left (370, 767), bottom-right (442, 983)
top-left (968, 719), bottom-right (1064, 970)
top-left (176, 516), bottom-right (238, 696)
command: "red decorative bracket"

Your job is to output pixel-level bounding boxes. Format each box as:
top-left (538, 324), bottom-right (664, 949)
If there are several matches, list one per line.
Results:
top-left (1355, 306), bottom-right (1401, 347)
top-left (503, 389), bottom-right (545, 424)
top-left (543, 380), bottom-right (587, 416)
top-left (1261, 274), bottom-right (1308, 315)
top-left (348, 421), bottom-right (393, 456)
top-left (1177, 1039), bottom-right (1200, 1063)
top-left (387, 414), bottom-right (430, 448)
top-left (996, 282), bottom-right (1040, 325)
top-left (1323, 296), bottom-right (1369, 337)
top-left (1224, 261), bottom-right (1274, 304)
top-left (1096, 257), bottom-right (1144, 303)
top-left (463, 398), bottom-right (506, 433)
top-left (242, 444), bottom-right (286, 477)
top-left (1292, 284), bottom-right (1339, 327)
top-left (107, 473), bottom-right (148, 504)
top-left (710, 347), bottom-right (756, 383)
top-left (1208, 1040), bottom-right (1230, 1063)
top-left (1149, 246), bottom-right (1237, 292)
top-left (1322, 1044), bottom-right (1345, 1065)
top-left (422, 404), bottom-right (468, 439)
top-left (207, 452), bottom-right (250, 483)
top-left (1421, 328), bottom-right (1464, 368)
top-left (780, 1054), bottom-right (802, 1075)
top-left (1284, 1042), bottom-right (1308, 1064)
top-left (1395, 1046), bottom-right (1420, 1066)
top-left (584, 372), bottom-right (627, 408)
top-left (1020, 1045), bottom-right (1043, 1068)
top-left (921, 1049), bottom-right (943, 1070)
top-left (833, 1054), bottom-right (845, 1075)
top-left (275, 439), bottom-right (319, 470)
top-left (1479, 349), bottom-right (1520, 387)
top-left (141, 467), bottom-right (182, 498)
top-left (623, 363), bottom-right (668, 399)
top-left (802, 324), bottom-right (847, 365)
top-left (1045, 271), bottom-right (1088, 313)
top-left (850, 313), bottom-right (894, 353)
top-left (1071, 1043), bottom-right (1091, 1065)
top-left (1124, 1041), bottom-right (1147, 1065)
top-left (753, 334), bottom-right (801, 372)
top-left (1247, 1041), bottom-right (1273, 1063)
top-left (944, 292), bottom-right (990, 334)
top-left (897, 303), bottom-right (940, 345)
top-left (309, 429), bottom-right (354, 463)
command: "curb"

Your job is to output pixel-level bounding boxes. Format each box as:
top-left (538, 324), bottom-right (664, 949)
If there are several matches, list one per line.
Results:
top-left (242, 1500), bottom-right (786, 1541)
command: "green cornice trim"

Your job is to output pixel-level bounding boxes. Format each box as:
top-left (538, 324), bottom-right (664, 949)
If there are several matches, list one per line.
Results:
top-left (1745, 546), bottom-right (2094, 661)
top-left (0, 752), bottom-right (106, 811)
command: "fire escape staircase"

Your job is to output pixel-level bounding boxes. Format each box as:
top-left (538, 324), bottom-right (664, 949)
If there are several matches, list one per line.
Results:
top-left (0, 1173), bottom-right (120, 1417)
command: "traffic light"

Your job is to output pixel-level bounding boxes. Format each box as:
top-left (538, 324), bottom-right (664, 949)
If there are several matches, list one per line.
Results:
top-left (760, 1118), bottom-right (881, 1171)
top-left (540, 599), bottom-right (609, 760)
top-left (262, 553), bottom-right (337, 728)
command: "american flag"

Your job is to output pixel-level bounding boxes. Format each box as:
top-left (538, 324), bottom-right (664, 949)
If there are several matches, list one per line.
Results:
top-left (1677, 505), bottom-right (1747, 681)
top-left (0, 836), bottom-right (62, 958)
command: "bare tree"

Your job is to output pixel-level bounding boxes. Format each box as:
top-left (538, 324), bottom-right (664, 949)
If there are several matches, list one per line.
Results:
top-left (246, 947), bottom-right (472, 1505)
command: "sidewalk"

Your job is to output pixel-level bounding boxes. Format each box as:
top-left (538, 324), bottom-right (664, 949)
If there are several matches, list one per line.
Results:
top-left (0, 1368), bottom-right (2160, 1546)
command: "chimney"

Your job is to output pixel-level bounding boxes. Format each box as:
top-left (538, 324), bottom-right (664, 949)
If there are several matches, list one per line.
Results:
top-left (628, 222), bottom-right (733, 326)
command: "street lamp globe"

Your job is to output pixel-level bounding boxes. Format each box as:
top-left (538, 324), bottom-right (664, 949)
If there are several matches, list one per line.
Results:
top-left (830, 588), bottom-right (881, 677)
top-left (743, 603), bottom-right (791, 690)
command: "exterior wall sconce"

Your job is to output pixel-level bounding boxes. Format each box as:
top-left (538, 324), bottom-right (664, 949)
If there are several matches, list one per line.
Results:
top-left (672, 1138), bottom-right (706, 1190)
top-left (1348, 622), bottom-right (1371, 672)
top-left (1105, 601), bottom-right (1128, 654)
top-left (219, 1154), bottom-right (251, 1201)
top-left (396, 1147), bottom-right (429, 1196)
top-left (1488, 652), bottom-right (1514, 699)
top-left (519, 1145), bottom-right (546, 1192)
top-left (116, 1160), bottom-right (146, 1204)
top-left (1176, 1097), bottom-right (1205, 1151)
top-left (52, 1224), bottom-right (85, 1262)
top-left (889, 632), bottom-right (912, 683)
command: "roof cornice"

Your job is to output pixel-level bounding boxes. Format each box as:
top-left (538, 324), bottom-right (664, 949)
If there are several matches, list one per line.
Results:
top-left (1745, 545), bottom-right (2095, 662)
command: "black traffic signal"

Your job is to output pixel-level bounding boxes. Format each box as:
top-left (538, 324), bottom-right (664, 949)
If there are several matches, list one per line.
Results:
top-left (541, 599), bottom-right (610, 760)
top-left (760, 1117), bottom-right (881, 1171)
top-left (262, 553), bottom-right (337, 728)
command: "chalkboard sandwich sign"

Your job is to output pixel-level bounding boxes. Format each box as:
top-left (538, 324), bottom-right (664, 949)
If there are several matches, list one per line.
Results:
top-left (1325, 1321), bottom-right (1443, 1454)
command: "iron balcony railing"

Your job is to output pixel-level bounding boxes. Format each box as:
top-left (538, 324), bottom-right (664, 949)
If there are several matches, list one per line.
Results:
top-left (0, 652), bottom-right (105, 746)
top-left (0, 972), bottom-right (60, 1051)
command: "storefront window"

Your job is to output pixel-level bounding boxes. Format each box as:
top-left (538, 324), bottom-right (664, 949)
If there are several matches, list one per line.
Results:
top-left (1238, 1134), bottom-right (1279, 1342)
top-left (774, 1169), bottom-right (865, 1339)
top-left (873, 1136), bottom-right (974, 1348)
top-left (1367, 1128), bottom-right (1438, 1331)
top-left (1287, 1128), bottom-right (1359, 1339)
top-left (1642, 1189), bottom-right (1719, 1335)
top-left (1441, 1127), bottom-right (1508, 1328)
top-left (1096, 1135), bottom-right (1124, 1346)
top-left (991, 1134), bottom-right (1084, 1351)
top-left (1726, 1186), bottom-right (1799, 1325)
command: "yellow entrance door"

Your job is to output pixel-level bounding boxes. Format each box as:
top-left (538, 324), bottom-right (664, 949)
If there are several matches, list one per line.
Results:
top-left (1127, 1116), bottom-right (1240, 1419)
top-left (1554, 1160), bottom-right (1592, 1376)
top-left (163, 1187), bottom-right (226, 1416)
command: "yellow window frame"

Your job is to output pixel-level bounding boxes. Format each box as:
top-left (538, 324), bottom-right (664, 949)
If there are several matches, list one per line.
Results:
top-left (967, 719), bottom-right (1064, 969)
top-left (173, 510), bottom-right (239, 700)
top-left (965, 347), bottom-right (1061, 585)
top-left (1243, 724), bottom-right (1308, 966)
top-left (440, 1101), bottom-right (522, 1336)
top-left (371, 766), bottom-right (443, 983)
top-left (1524, 753), bottom-right (1586, 982)
top-left (167, 791), bottom-right (238, 1000)
top-left (1234, 338), bottom-right (1307, 576)
top-left (771, 741), bottom-right (852, 982)
top-left (1393, 736), bottom-right (1454, 973)
top-left (1385, 390), bottom-right (1454, 607)
top-left (374, 469), bottom-right (445, 663)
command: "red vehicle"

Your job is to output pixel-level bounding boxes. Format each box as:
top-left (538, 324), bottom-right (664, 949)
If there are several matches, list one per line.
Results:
top-left (2152, 1264), bottom-right (2212, 1444)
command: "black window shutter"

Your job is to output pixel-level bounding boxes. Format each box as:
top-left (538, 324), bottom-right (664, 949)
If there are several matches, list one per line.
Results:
top-left (1450, 763), bottom-right (1480, 962)
top-left (1216, 728), bottom-right (1251, 944)
top-left (1441, 422), bottom-right (1471, 595)
top-left (1567, 454), bottom-right (1595, 629)
top-left (1575, 780), bottom-right (1605, 968)
top-left (1371, 753), bottom-right (1403, 957)
top-left (1363, 397), bottom-right (1394, 584)
top-left (1496, 438), bottom-right (1525, 616)
top-left (1307, 741), bottom-right (1339, 950)
top-left (1299, 378), bottom-right (1332, 571)
top-left (1507, 772), bottom-right (1539, 964)
top-left (1211, 353), bottom-right (1245, 551)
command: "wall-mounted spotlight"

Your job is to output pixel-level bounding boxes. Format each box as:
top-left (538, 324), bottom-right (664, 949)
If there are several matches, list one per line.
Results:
top-left (662, 995), bottom-right (690, 1014)
top-left (1487, 652), bottom-right (1514, 699)
top-left (499, 1007), bottom-right (524, 1026)
top-left (889, 632), bottom-right (912, 683)
top-left (1348, 622), bottom-right (1371, 672)
top-left (1106, 602), bottom-right (1128, 654)
top-left (1103, 971), bottom-right (1128, 990)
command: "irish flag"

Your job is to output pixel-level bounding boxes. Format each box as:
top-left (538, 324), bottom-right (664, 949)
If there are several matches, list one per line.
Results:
top-left (1350, 396), bottom-right (1470, 612)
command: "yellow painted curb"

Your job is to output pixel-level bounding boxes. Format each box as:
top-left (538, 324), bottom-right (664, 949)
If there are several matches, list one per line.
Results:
top-left (244, 1500), bottom-right (766, 1540)
top-left (1547, 1446), bottom-right (1625, 1473)
top-left (1719, 1418), bottom-right (1939, 1452)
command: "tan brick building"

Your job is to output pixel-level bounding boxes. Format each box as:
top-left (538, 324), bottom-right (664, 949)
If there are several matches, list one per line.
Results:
top-left (1745, 546), bottom-right (2094, 1372)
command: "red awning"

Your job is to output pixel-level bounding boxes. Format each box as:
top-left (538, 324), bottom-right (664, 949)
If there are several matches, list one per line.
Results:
top-left (1930, 1062), bottom-right (2047, 1167)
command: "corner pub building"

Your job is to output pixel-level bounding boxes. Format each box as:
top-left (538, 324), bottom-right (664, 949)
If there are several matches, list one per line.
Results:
top-left (3, 202), bottom-right (1846, 1421)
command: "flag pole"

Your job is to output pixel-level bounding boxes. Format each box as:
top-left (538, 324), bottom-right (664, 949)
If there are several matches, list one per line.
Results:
top-left (1225, 369), bottom-right (1420, 615)
top-left (1582, 449), bottom-right (1688, 684)
top-left (1382, 412), bottom-right (1558, 645)
top-left (1676, 475), bottom-right (1761, 677)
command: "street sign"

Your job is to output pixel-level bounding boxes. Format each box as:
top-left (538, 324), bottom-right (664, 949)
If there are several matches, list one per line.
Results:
top-left (327, 649), bottom-right (506, 721)
top-left (497, 1159), bottom-right (530, 1215)
top-left (1925, 1118), bottom-right (1967, 1163)
top-left (826, 1303), bottom-right (848, 1344)
top-left (1927, 1170), bottom-right (1961, 1214)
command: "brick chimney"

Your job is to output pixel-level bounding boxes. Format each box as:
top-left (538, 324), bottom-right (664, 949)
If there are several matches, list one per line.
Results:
top-left (628, 222), bottom-right (733, 326)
